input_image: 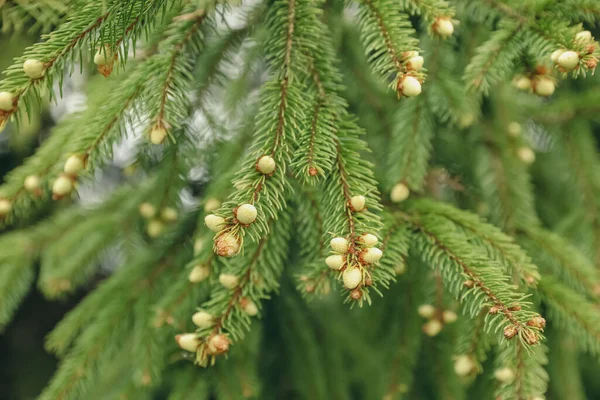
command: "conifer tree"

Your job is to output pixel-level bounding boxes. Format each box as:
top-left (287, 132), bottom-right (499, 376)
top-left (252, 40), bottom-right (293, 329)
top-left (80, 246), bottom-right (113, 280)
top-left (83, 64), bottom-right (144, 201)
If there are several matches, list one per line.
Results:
top-left (1, 0), bottom-right (600, 398)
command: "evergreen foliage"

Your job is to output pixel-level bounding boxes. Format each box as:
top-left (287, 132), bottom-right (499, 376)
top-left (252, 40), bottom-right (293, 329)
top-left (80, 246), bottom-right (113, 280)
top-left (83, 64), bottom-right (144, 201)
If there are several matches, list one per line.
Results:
top-left (1, 0), bottom-right (600, 398)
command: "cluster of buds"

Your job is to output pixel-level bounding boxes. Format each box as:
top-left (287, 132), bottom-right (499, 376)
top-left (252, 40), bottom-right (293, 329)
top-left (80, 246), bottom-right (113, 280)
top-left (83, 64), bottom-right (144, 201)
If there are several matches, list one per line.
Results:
top-left (175, 332), bottom-right (231, 361)
top-left (205, 203), bottom-right (258, 257)
top-left (52, 154), bottom-right (86, 200)
top-left (418, 304), bottom-right (458, 337)
top-left (513, 66), bottom-right (556, 97)
top-left (326, 231), bottom-right (383, 300)
top-left (93, 45), bottom-right (118, 78)
top-left (139, 202), bottom-right (179, 237)
top-left (550, 30), bottom-right (598, 73)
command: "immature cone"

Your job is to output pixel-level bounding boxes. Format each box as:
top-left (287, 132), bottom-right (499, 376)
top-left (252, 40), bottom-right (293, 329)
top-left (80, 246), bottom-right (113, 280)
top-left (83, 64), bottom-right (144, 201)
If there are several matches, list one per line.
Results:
top-left (147, 219), bottom-right (164, 238)
top-left (189, 264), bottom-right (210, 283)
top-left (575, 30), bottom-right (592, 43)
top-left (503, 325), bottom-right (518, 339)
top-left (360, 247), bottom-right (383, 264)
top-left (236, 203), bottom-right (257, 225)
top-left (150, 125), bottom-right (168, 144)
top-left (24, 175), bottom-right (41, 192)
top-left (64, 155), bottom-right (85, 175)
top-left (342, 267), bottom-right (362, 289)
top-left (0, 199), bottom-right (12, 215)
top-left (330, 237), bottom-right (349, 254)
top-left (215, 233), bottom-right (241, 257)
top-left (550, 49), bottom-right (565, 62)
top-left (350, 195), bottom-right (366, 212)
top-left (534, 77), bottom-right (555, 97)
top-left (433, 17), bottom-right (454, 37)
top-left (443, 310), bottom-right (458, 324)
top-left (204, 198), bottom-right (221, 213)
top-left (418, 304), bottom-right (435, 319)
top-left (454, 355), bottom-right (475, 377)
top-left (557, 50), bottom-right (580, 70)
top-left (326, 254), bottom-right (344, 270)
top-left (390, 183), bottom-right (410, 203)
top-left (407, 55), bottom-right (424, 71)
top-left (23, 59), bottom-right (45, 79)
top-left (513, 76), bottom-right (531, 90)
top-left (175, 333), bottom-right (199, 352)
top-left (494, 367), bottom-right (515, 383)
top-left (517, 147), bottom-right (536, 164)
top-left (242, 299), bottom-right (259, 316)
top-left (207, 334), bottom-right (230, 355)
top-left (0, 91), bottom-right (13, 111)
top-left (359, 233), bottom-right (378, 247)
top-left (192, 311), bottom-right (214, 328)
top-left (219, 273), bottom-right (239, 289)
top-left (423, 319), bottom-right (443, 337)
top-left (256, 155), bottom-right (276, 174)
top-left (205, 214), bottom-right (225, 232)
top-left (399, 76), bottom-right (421, 97)
top-left (52, 175), bottom-right (74, 197)
top-left (139, 202), bottom-right (156, 219)
top-left (94, 47), bottom-right (114, 66)
top-left (161, 207), bottom-right (178, 222)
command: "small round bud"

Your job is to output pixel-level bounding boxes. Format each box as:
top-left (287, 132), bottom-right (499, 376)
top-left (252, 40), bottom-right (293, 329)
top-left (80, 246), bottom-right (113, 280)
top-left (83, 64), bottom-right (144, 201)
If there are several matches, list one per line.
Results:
top-left (442, 310), bottom-right (458, 324)
top-left (459, 113), bottom-right (475, 128)
top-left (418, 304), bottom-right (435, 319)
top-left (0, 199), bottom-right (12, 215)
top-left (517, 147), bottom-right (535, 164)
top-left (161, 207), bottom-right (178, 222)
top-left (534, 77), bottom-right (555, 97)
top-left (489, 306), bottom-right (500, 315)
top-left (175, 333), bottom-right (199, 352)
top-left (256, 155), bottom-right (276, 174)
top-left (0, 91), bottom-right (14, 111)
top-left (400, 76), bottom-right (421, 97)
top-left (575, 30), bottom-right (592, 43)
top-left (326, 254), bottom-right (344, 270)
top-left (189, 264), bottom-right (210, 283)
top-left (215, 233), bottom-right (241, 257)
top-left (494, 367), bottom-right (515, 383)
top-left (205, 214), bottom-right (225, 232)
top-left (192, 311), bottom-right (214, 328)
top-left (236, 203), bottom-right (257, 225)
top-left (359, 233), bottom-right (378, 247)
top-left (503, 325), bottom-right (518, 339)
top-left (204, 198), bottom-right (221, 213)
top-left (454, 355), bottom-right (475, 377)
top-left (24, 175), bottom-right (41, 192)
top-left (390, 183), bottom-right (410, 203)
top-left (550, 49), bottom-right (565, 62)
top-left (64, 155), bottom-right (85, 175)
top-left (94, 47), bottom-right (114, 66)
top-left (463, 280), bottom-right (475, 288)
top-left (207, 334), bottom-right (230, 355)
top-left (350, 288), bottom-right (363, 300)
top-left (394, 264), bottom-right (406, 275)
top-left (557, 50), bottom-right (580, 70)
top-left (350, 195), bottom-right (366, 212)
top-left (219, 273), bottom-right (239, 289)
top-left (139, 202), bottom-right (156, 219)
top-left (433, 17), bottom-right (454, 37)
top-left (52, 175), bottom-right (74, 197)
top-left (147, 219), bottom-right (164, 238)
top-left (513, 76), bottom-right (531, 90)
top-left (507, 122), bottom-right (521, 137)
top-left (527, 316), bottom-right (546, 329)
top-left (193, 238), bottom-right (204, 255)
top-left (23, 59), bottom-right (45, 79)
top-left (150, 125), bottom-right (168, 144)
top-left (242, 299), bottom-right (259, 316)
top-left (407, 56), bottom-right (424, 71)
top-left (360, 247), bottom-right (383, 264)
top-left (330, 237), bottom-right (349, 254)
top-left (423, 319), bottom-right (443, 336)
top-left (342, 267), bottom-right (362, 289)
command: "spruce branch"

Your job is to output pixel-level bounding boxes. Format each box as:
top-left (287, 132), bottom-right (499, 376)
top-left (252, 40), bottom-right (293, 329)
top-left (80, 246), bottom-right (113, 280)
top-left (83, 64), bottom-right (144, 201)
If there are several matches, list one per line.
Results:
top-left (1, 0), bottom-right (70, 33)
top-left (494, 341), bottom-right (549, 400)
